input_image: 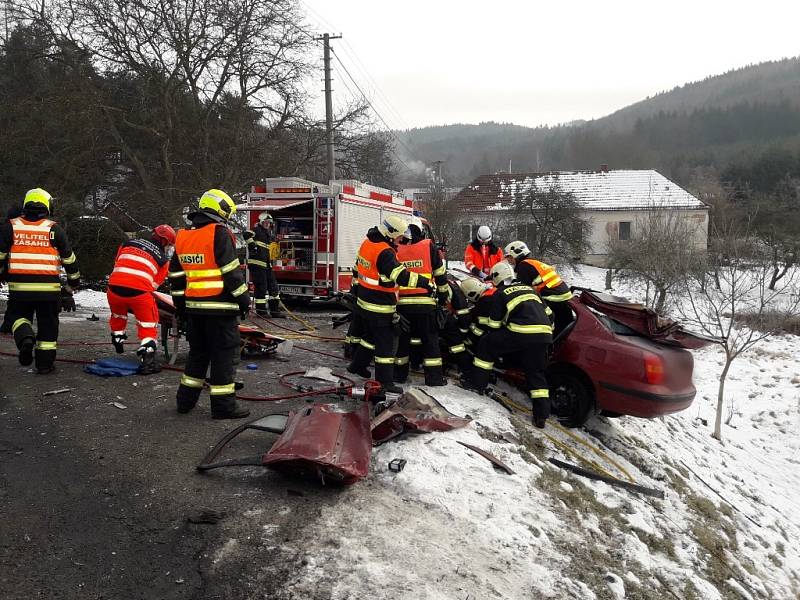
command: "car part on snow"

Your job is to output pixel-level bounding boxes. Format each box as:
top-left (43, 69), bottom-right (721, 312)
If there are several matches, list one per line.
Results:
top-left (388, 458), bottom-right (407, 473)
top-left (197, 404), bottom-right (372, 485)
top-left (370, 388), bottom-right (472, 445)
top-left (548, 458), bottom-right (664, 499)
top-left (457, 441), bottom-right (515, 475)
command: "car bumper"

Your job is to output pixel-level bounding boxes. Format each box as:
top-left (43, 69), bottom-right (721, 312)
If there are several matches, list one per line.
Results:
top-left (598, 381), bottom-right (695, 417)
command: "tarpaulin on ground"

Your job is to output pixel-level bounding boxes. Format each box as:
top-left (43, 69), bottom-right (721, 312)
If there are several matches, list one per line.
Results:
top-left (84, 357), bottom-right (141, 377)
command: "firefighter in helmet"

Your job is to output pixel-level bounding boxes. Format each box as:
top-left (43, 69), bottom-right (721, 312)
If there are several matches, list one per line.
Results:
top-left (169, 189), bottom-right (251, 419)
top-left (459, 276), bottom-right (497, 349)
top-left (243, 211), bottom-right (284, 318)
top-left (464, 261), bottom-right (553, 428)
top-left (0, 188), bottom-right (81, 374)
top-left (464, 225), bottom-right (503, 278)
top-left (106, 224), bottom-right (177, 374)
top-left (394, 216), bottom-right (449, 386)
top-left (504, 240), bottom-right (573, 335)
top-left (347, 214), bottom-right (433, 393)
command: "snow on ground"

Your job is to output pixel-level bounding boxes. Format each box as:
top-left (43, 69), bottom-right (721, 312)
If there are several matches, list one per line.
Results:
top-left (264, 265), bottom-right (800, 599)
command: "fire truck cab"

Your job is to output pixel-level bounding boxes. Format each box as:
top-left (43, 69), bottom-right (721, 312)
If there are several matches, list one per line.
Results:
top-left (239, 177), bottom-right (416, 300)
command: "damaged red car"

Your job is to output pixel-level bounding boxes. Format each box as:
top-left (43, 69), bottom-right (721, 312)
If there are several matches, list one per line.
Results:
top-left (498, 288), bottom-right (716, 427)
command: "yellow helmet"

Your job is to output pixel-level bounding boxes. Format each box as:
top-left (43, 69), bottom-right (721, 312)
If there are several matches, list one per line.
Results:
top-left (460, 277), bottom-right (490, 302)
top-left (24, 188), bottom-right (52, 214)
top-left (199, 189), bottom-right (236, 221)
top-left (378, 214), bottom-right (410, 240)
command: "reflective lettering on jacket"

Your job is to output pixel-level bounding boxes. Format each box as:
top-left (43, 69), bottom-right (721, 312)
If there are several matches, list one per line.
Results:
top-left (396, 239), bottom-right (434, 304)
top-left (7, 218), bottom-right (60, 276)
top-left (355, 239), bottom-right (397, 292)
top-left (175, 226), bottom-right (240, 311)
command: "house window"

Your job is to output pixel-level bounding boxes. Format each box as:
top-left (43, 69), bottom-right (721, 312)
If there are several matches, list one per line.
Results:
top-left (461, 224), bottom-right (473, 241)
top-left (618, 221), bottom-right (631, 241)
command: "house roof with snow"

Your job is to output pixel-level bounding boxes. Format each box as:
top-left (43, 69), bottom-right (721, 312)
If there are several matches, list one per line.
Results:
top-left (454, 169), bottom-right (707, 212)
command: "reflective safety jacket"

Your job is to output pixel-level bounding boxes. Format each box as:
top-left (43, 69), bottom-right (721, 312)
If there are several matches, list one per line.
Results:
top-left (0, 213), bottom-right (80, 300)
top-left (516, 258), bottom-right (573, 302)
top-left (246, 225), bottom-right (275, 269)
top-left (396, 238), bottom-right (447, 311)
top-left (354, 227), bottom-right (430, 318)
top-left (446, 279), bottom-right (472, 334)
top-left (467, 286), bottom-right (497, 344)
top-left (464, 239), bottom-right (503, 275)
top-left (168, 214), bottom-right (249, 315)
top-left (109, 238), bottom-right (169, 293)
top-left (485, 282), bottom-right (553, 341)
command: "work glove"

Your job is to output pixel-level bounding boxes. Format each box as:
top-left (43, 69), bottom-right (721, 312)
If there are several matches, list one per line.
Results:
top-left (470, 267), bottom-right (481, 277)
top-left (477, 271), bottom-right (487, 281)
top-left (238, 293), bottom-right (251, 319)
top-left (438, 284), bottom-right (452, 306)
top-left (392, 312), bottom-right (411, 334)
top-left (242, 230), bottom-right (255, 241)
top-left (60, 288), bottom-right (77, 312)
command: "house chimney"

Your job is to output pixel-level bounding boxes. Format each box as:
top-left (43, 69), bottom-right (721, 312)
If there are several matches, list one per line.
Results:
top-left (600, 164), bottom-right (609, 173)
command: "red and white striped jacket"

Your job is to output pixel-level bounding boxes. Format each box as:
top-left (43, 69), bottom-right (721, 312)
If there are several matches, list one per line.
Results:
top-left (108, 238), bottom-right (169, 292)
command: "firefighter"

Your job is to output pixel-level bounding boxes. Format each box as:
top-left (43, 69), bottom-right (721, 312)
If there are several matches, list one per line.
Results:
top-left (0, 188), bottom-right (80, 374)
top-left (169, 189), bottom-right (251, 419)
top-left (460, 277), bottom-right (496, 349)
top-left (347, 214), bottom-right (433, 393)
top-left (465, 262), bottom-right (553, 428)
top-left (394, 216), bottom-right (449, 386)
top-left (106, 224), bottom-right (177, 374)
top-left (243, 211), bottom-right (284, 318)
top-left (464, 225), bottom-right (503, 278)
top-left (504, 240), bottom-right (573, 335)
top-left (437, 276), bottom-right (473, 375)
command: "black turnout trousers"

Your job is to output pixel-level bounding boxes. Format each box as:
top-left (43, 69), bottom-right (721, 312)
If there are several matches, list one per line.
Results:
top-left (7, 298), bottom-right (60, 370)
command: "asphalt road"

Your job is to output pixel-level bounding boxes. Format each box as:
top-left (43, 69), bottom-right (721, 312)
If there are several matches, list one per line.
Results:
top-left (0, 300), bottom-right (353, 600)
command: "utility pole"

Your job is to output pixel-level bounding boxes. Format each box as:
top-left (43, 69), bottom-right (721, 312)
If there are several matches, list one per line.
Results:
top-left (316, 33), bottom-right (342, 183)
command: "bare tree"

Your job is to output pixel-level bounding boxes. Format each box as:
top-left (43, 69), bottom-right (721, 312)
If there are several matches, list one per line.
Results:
top-left (678, 218), bottom-right (800, 441)
top-left (512, 177), bottom-right (590, 265)
top-left (607, 206), bottom-right (705, 313)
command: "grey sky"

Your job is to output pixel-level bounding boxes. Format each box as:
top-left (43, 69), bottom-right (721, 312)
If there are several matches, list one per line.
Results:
top-left (301, 0), bottom-right (800, 129)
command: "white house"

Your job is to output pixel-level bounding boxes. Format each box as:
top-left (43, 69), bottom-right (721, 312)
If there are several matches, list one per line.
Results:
top-left (451, 168), bottom-right (709, 266)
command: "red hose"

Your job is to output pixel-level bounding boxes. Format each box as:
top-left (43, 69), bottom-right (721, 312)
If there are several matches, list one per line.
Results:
top-left (249, 312), bottom-right (345, 342)
top-left (234, 370), bottom-right (354, 402)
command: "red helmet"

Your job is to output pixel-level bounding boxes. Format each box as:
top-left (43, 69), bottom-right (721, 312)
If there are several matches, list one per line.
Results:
top-left (152, 224), bottom-right (176, 246)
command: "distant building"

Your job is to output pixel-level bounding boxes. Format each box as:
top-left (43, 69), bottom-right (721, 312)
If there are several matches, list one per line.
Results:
top-left (452, 168), bottom-right (709, 266)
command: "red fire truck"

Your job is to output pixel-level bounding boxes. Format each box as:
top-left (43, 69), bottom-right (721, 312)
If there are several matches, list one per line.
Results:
top-left (238, 177), bottom-right (416, 300)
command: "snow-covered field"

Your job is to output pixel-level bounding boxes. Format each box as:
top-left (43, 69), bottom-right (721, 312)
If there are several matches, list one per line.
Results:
top-left (256, 265), bottom-right (800, 599)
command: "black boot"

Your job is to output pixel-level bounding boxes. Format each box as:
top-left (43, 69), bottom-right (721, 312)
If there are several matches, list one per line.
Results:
top-left (211, 396), bottom-right (251, 419)
top-left (268, 299), bottom-right (285, 318)
top-left (425, 375), bottom-right (448, 387)
top-left (381, 382), bottom-right (404, 394)
top-left (111, 333), bottom-right (127, 354)
top-left (137, 341), bottom-right (161, 374)
top-left (36, 364), bottom-right (56, 375)
top-left (347, 364), bottom-right (372, 379)
top-left (19, 337), bottom-right (34, 366)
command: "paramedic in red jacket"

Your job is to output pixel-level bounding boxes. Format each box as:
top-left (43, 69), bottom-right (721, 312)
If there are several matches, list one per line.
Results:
top-left (106, 225), bottom-right (176, 374)
top-left (464, 225), bottom-right (503, 278)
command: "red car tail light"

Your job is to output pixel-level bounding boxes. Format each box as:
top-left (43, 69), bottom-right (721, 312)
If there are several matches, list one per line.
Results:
top-left (643, 352), bottom-right (664, 385)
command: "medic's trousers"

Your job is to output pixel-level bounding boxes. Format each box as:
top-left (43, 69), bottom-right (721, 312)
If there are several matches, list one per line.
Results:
top-left (395, 309), bottom-right (443, 383)
top-left (348, 310), bottom-right (396, 386)
top-left (176, 314), bottom-right (240, 415)
top-left (107, 288), bottom-right (159, 345)
top-left (251, 265), bottom-right (280, 316)
top-left (7, 298), bottom-right (60, 370)
top-left (470, 328), bottom-right (551, 421)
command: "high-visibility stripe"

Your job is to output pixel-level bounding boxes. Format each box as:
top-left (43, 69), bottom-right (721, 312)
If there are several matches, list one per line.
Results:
top-left (486, 319), bottom-right (503, 329)
top-left (185, 268), bottom-right (222, 279)
top-left (395, 356), bottom-right (410, 365)
top-left (473, 357), bottom-right (494, 370)
top-left (254, 240), bottom-right (269, 248)
top-left (410, 338), bottom-right (422, 345)
top-left (230, 283), bottom-right (248, 297)
top-left (117, 253), bottom-right (157, 274)
top-left (374, 356), bottom-right (395, 364)
top-left (358, 274), bottom-right (380, 286)
top-left (67, 272), bottom-right (80, 280)
top-left (456, 308), bottom-right (471, 315)
top-left (185, 300), bottom-right (239, 310)
top-left (168, 270), bottom-right (186, 279)
top-left (389, 265), bottom-right (405, 281)
top-left (356, 298), bottom-right (395, 314)
top-left (470, 323), bottom-right (484, 336)
top-left (533, 276), bottom-right (543, 285)
top-left (507, 323), bottom-right (553, 335)
top-left (459, 328), bottom-right (469, 334)
top-left (542, 271), bottom-right (558, 283)
top-left (544, 291), bottom-right (573, 302)
top-left (397, 296), bottom-right (436, 305)
top-left (12, 318), bottom-right (31, 332)
top-left (345, 336), bottom-right (361, 344)
top-left (180, 374), bottom-right (205, 388)
top-left (8, 282), bottom-right (61, 292)
top-left (545, 306), bottom-right (553, 317)
top-left (478, 316), bottom-right (490, 325)
top-left (359, 339), bottom-right (376, 350)
top-left (437, 284), bottom-right (450, 292)
top-left (35, 341), bottom-right (57, 350)
top-left (111, 313), bottom-right (128, 319)
top-left (219, 258), bottom-right (240, 274)
top-left (171, 290), bottom-right (185, 296)
top-left (209, 383), bottom-right (236, 395)
top-left (0, 252), bottom-right (7, 259)
top-left (248, 259), bottom-right (269, 268)
top-left (423, 358), bottom-right (443, 367)
top-left (112, 266), bottom-right (154, 284)
top-left (187, 281), bottom-right (224, 290)
top-left (9, 252), bottom-right (60, 262)
top-left (255, 298), bottom-right (268, 305)
top-left (61, 252), bottom-right (77, 265)
top-left (7, 263), bottom-right (60, 273)
top-left (137, 321), bottom-right (158, 328)
top-left (530, 388), bottom-right (550, 398)
top-left (449, 344), bottom-right (466, 353)
top-left (433, 264), bottom-right (446, 276)
top-left (10, 222), bottom-right (53, 233)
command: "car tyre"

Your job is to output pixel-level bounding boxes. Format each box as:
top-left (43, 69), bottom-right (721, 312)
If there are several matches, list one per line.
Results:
top-left (548, 368), bottom-right (594, 428)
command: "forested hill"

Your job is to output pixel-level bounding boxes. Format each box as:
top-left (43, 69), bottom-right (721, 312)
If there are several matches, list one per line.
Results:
top-left (399, 57), bottom-right (800, 189)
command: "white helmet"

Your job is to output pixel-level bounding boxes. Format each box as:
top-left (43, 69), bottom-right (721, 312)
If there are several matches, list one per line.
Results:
top-left (490, 261), bottom-right (515, 286)
top-left (476, 225), bottom-right (492, 243)
top-left (504, 240), bottom-right (530, 260)
top-left (460, 277), bottom-right (491, 302)
top-left (408, 215), bottom-right (423, 230)
top-left (378, 214), bottom-right (410, 240)
top-left (258, 211), bottom-right (273, 223)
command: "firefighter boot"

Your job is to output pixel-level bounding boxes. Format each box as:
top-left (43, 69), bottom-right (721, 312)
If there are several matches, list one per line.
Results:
top-left (19, 336), bottom-right (35, 366)
top-left (381, 382), bottom-right (404, 395)
top-left (211, 395), bottom-right (251, 420)
top-left (346, 363), bottom-right (372, 379)
top-left (268, 299), bottom-right (285, 318)
top-left (137, 340), bottom-right (161, 375)
top-left (255, 299), bottom-right (270, 317)
top-left (111, 332), bottom-right (127, 354)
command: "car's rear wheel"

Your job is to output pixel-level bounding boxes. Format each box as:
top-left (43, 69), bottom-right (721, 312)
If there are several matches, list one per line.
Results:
top-left (548, 368), bottom-right (594, 427)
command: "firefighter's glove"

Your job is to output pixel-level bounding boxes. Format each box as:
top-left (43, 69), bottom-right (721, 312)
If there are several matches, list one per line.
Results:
top-left (60, 288), bottom-right (77, 312)
top-left (470, 267), bottom-right (481, 277)
top-left (238, 292), bottom-right (251, 320)
top-left (438, 285), bottom-right (452, 306)
top-left (340, 292), bottom-right (357, 313)
top-left (392, 312), bottom-right (411, 334)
